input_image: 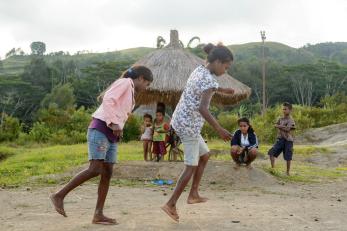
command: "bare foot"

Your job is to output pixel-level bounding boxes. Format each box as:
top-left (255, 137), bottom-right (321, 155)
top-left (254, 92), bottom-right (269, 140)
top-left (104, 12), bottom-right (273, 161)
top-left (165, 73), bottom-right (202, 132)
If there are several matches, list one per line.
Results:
top-left (187, 196), bottom-right (209, 204)
top-left (49, 194), bottom-right (67, 217)
top-left (246, 164), bottom-right (253, 169)
top-left (92, 214), bottom-right (118, 225)
top-left (233, 164), bottom-right (241, 170)
top-left (161, 204), bottom-right (179, 222)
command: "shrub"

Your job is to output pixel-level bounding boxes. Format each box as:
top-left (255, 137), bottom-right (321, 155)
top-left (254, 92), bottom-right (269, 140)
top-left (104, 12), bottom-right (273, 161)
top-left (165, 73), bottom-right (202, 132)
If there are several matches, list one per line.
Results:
top-left (122, 115), bottom-right (141, 142)
top-left (0, 114), bottom-right (21, 142)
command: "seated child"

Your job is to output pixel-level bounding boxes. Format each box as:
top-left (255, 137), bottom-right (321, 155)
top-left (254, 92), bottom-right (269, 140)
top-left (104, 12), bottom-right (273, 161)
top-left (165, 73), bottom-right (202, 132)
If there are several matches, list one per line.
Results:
top-left (140, 114), bottom-right (153, 161)
top-left (152, 110), bottom-right (170, 162)
top-left (231, 117), bottom-right (258, 168)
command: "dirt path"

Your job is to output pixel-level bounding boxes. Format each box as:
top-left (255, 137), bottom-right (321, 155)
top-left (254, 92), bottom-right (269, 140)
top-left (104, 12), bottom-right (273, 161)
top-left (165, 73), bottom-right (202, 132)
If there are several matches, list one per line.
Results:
top-left (1, 177), bottom-right (346, 231)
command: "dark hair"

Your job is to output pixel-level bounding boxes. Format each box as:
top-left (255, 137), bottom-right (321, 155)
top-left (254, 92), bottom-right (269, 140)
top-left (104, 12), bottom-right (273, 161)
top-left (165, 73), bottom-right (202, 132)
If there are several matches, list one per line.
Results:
top-left (143, 113), bottom-right (152, 121)
top-left (237, 117), bottom-right (254, 133)
top-left (283, 102), bottom-right (293, 110)
top-left (156, 102), bottom-right (166, 114)
top-left (203, 43), bottom-right (234, 63)
top-left (97, 65), bottom-right (153, 102)
top-left (122, 65), bottom-right (153, 81)
top-left (156, 110), bottom-right (165, 116)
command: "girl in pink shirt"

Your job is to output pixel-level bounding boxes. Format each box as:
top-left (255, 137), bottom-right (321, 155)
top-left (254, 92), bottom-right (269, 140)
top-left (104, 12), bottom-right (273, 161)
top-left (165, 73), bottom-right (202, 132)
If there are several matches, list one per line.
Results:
top-left (50, 66), bottom-right (153, 225)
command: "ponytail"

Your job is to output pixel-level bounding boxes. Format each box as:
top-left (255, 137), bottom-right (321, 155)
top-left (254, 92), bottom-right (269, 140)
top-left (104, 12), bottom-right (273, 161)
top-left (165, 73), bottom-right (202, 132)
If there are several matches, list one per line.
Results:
top-left (203, 42), bottom-right (234, 63)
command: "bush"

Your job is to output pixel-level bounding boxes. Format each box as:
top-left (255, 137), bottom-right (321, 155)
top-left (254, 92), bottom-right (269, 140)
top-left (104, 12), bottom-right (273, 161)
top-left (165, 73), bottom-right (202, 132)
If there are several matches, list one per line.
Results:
top-left (29, 122), bottom-right (51, 142)
top-left (202, 113), bottom-right (239, 139)
top-left (0, 114), bottom-right (21, 142)
top-left (122, 115), bottom-right (141, 142)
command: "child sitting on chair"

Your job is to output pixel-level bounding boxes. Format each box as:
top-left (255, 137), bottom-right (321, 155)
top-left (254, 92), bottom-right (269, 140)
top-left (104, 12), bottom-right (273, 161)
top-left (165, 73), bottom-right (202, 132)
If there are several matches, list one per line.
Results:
top-left (231, 117), bottom-right (258, 168)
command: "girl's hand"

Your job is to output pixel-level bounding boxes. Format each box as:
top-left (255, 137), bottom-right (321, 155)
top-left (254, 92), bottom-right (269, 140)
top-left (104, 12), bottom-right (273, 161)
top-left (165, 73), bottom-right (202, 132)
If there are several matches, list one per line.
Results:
top-left (217, 127), bottom-right (232, 141)
top-left (110, 123), bottom-right (122, 137)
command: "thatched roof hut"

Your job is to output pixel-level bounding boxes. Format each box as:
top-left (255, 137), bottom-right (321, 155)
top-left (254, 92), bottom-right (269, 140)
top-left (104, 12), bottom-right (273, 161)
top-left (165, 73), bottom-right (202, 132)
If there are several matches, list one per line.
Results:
top-left (134, 30), bottom-right (251, 107)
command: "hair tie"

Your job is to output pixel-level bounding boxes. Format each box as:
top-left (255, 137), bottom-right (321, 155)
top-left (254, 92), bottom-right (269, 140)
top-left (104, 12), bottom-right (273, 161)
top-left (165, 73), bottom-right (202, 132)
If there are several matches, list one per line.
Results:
top-left (128, 68), bottom-right (133, 73)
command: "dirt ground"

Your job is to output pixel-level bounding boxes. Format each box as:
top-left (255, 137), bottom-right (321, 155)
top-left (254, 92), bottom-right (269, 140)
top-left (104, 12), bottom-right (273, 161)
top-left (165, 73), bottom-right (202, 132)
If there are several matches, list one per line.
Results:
top-left (1, 123), bottom-right (346, 231)
top-left (1, 163), bottom-right (347, 231)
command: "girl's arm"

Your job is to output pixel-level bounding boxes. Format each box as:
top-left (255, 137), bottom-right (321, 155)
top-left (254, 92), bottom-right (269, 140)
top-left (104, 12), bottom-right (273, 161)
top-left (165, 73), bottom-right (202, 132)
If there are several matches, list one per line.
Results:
top-left (199, 89), bottom-right (232, 141)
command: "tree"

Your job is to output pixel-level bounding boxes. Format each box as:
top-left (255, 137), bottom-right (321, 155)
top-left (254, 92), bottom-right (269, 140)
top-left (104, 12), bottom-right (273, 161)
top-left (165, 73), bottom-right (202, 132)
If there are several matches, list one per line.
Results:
top-left (30, 41), bottom-right (46, 55)
top-left (40, 83), bottom-right (76, 110)
top-left (5, 48), bottom-right (16, 58)
top-left (291, 76), bottom-right (314, 106)
top-left (21, 57), bottom-right (52, 91)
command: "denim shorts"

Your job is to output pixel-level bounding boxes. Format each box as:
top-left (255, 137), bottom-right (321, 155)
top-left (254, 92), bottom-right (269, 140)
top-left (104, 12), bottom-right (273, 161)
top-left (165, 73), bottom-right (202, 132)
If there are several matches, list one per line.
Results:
top-left (268, 138), bottom-right (293, 161)
top-left (87, 128), bottom-right (117, 164)
top-left (179, 134), bottom-right (209, 166)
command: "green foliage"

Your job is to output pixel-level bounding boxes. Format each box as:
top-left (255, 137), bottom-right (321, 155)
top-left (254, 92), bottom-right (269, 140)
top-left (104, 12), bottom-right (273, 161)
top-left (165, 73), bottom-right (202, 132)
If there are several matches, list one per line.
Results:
top-left (29, 107), bottom-right (91, 144)
top-left (122, 115), bottom-right (142, 142)
top-left (0, 114), bottom-right (21, 142)
top-left (30, 41), bottom-right (46, 55)
top-left (41, 83), bottom-right (76, 110)
top-left (202, 113), bottom-right (239, 139)
top-left (29, 122), bottom-right (51, 142)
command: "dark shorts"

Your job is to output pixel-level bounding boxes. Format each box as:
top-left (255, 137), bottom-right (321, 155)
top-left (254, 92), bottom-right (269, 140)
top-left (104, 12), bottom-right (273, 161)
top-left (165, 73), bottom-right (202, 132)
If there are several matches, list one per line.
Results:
top-left (152, 141), bottom-right (167, 155)
top-left (268, 138), bottom-right (293, 161)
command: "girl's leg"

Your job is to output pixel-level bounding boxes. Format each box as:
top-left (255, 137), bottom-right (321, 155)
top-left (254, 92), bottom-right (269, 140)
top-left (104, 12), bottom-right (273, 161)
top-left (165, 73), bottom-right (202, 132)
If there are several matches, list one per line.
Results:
top-left (245, 148), bottom-right (258, 166)
top-left (231, 145), bottom-right (241, 165)
top-left (163, 165), bottom-right (196, 221)
top-left (149, 141), bottom-right (153, 160)
top-left (188, 154), bottom-right (209, 204)
top-left (93, 162), bottom-right (117, 224)
top-left (50, 160), bottom-right (103, 217)
top-left (143, 141), bottom-right (148, 161)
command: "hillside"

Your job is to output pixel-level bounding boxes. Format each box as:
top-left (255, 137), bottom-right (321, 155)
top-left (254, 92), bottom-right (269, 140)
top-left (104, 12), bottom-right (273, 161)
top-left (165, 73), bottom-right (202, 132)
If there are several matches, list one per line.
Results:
top-left (2, 41), bottom-right (347, 77)
top-left (0, 47), bottom-right (155, 76)
top-left (228, 41), bottom-right (316, 64)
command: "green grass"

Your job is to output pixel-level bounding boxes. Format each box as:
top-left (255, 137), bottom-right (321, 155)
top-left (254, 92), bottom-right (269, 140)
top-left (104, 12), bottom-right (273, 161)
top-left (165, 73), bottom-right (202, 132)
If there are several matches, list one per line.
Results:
top-left (263, 164), bottom-right (347, 183)
top-left (0, 140), bottom-right (343, 187)
top-left (0, 142), bottom-right (144, 187)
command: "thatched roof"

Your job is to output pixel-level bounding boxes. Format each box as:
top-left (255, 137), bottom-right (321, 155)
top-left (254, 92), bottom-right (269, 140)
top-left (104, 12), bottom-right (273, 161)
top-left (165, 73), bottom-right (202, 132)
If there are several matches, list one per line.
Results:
top-left (134, 30), bottom-right (251, 107)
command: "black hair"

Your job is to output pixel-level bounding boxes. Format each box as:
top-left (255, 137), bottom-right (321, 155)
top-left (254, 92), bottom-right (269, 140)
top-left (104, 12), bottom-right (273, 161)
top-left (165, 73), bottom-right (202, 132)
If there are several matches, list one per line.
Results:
top-left (156, 102), bottom-right (166, 114)
top-left (97, 65), bottom-right (153, 102)
top-left (122, 65), bottom-right (153, 81)
top-left (143, 113), bottom-right (152, 121)
top-left (203, 43), bottom-right (234, 63)
top-left (283, 102), bottom-right (293, 110)
top-left (237, 117), bottom-right (254, 133)
top-left (156, 110), bottom-right (165, 116)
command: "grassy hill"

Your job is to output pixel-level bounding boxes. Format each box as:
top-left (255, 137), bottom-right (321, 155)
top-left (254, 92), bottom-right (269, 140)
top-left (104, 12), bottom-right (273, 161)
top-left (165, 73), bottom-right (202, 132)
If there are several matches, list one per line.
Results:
top-left (0, 47), bottom-right (155, 76)
top-left (1, 42), bottom-right (347, 77)
top-left (228, 41), bottom-right (316, 64)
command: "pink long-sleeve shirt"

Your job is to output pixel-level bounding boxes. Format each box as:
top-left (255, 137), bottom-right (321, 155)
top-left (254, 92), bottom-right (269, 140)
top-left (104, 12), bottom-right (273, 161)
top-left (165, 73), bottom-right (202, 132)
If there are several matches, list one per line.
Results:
top-left (92, 78), bottom-right (135, 129)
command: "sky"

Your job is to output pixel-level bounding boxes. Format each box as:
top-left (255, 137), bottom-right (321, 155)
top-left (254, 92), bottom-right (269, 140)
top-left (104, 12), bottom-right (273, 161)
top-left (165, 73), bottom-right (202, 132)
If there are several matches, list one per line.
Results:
top-left (1, 0), bottom-right (347, 58)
